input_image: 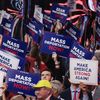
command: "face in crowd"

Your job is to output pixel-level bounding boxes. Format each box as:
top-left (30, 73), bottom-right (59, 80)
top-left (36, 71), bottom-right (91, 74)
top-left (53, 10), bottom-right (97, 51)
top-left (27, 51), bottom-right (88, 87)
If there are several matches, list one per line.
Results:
top-left (41, 70), bottom-right (53, 81)
top-left (35, 87), bottom-right (51, 100)
top-left (34, 80), bottom-right (52, 100)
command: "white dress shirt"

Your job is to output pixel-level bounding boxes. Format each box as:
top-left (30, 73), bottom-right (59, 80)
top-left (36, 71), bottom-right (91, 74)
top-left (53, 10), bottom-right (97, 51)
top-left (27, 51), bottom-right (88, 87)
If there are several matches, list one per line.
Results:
top-left (70, 85), bottom-right (80, 100)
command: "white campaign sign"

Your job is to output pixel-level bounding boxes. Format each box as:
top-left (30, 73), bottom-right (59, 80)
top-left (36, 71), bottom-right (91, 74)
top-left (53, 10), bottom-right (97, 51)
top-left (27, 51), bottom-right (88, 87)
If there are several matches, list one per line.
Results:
top-left (70, 58), bottom-right (98, 85)
top-left (0, 50), bottom-right (20, 70)
top-left (34, 5), bottom-right (43, 23)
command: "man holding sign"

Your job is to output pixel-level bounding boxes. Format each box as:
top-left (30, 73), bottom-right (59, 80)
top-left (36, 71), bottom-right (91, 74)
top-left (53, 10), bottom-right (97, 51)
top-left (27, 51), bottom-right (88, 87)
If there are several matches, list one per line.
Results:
top-left (58, 58), bottom-right (98, 100)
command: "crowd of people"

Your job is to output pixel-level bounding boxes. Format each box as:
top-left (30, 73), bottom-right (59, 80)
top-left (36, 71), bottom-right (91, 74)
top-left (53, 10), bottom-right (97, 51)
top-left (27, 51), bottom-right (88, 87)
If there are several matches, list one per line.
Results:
top-left (0, 30), bottom-right (100, 100)
top-left (0, 0), bottom-right (100, 100)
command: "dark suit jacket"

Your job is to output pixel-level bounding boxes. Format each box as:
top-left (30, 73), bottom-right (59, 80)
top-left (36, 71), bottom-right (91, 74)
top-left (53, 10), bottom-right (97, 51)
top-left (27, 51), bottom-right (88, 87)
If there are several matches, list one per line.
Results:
top-left (50, 95), bottom-right (61, 100)
top-left (58, 88), bottom-right (72, 100)
top-left (58, 88), bottom-right (93, 100)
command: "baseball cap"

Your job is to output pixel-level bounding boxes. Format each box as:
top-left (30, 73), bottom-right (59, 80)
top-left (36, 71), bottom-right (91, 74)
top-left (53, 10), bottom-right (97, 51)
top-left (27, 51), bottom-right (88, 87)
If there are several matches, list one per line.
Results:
top-left (33, 80), bottom-right (52, 89)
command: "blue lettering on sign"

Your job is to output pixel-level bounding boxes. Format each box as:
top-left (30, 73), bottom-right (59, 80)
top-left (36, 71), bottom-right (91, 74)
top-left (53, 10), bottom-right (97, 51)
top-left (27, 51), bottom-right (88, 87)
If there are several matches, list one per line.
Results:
top-left (0, 54), bottom-right (12, 68)
top-left (77, 63), bottom-right (88, 67)
top-left (75, 76), bottom-right (89, 80)
top-left (74, 67), bottom-right (92, 72)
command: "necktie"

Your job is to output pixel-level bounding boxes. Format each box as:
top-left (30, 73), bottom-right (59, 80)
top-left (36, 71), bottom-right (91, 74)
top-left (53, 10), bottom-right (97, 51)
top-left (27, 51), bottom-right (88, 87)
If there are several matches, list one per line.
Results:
top-left (73, 91), bottom-right (77, 100)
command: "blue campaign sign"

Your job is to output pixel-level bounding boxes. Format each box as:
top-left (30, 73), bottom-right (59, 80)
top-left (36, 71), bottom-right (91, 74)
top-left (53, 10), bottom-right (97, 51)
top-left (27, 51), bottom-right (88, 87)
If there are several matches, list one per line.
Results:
top-left (32, 17), bottom-right (44, 36)
top-left (43, 13), bottom-right (53, 31)
top-left (1, 36), bottom-right (27, 58)
top-left (25, 19), bottom-right (41, 44)
top-left (40, 32), bottom-right (74, 58)
top-left (50, 4), bottom-right (69, 23)
top-left (64, 21), bottom-right (81, 40)
top-left (7, 69), bottom-right (41, 96)
top-left (1, 17), bottom-right (14, 36)
top-left (70, 41), bottom-right (94, 59)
